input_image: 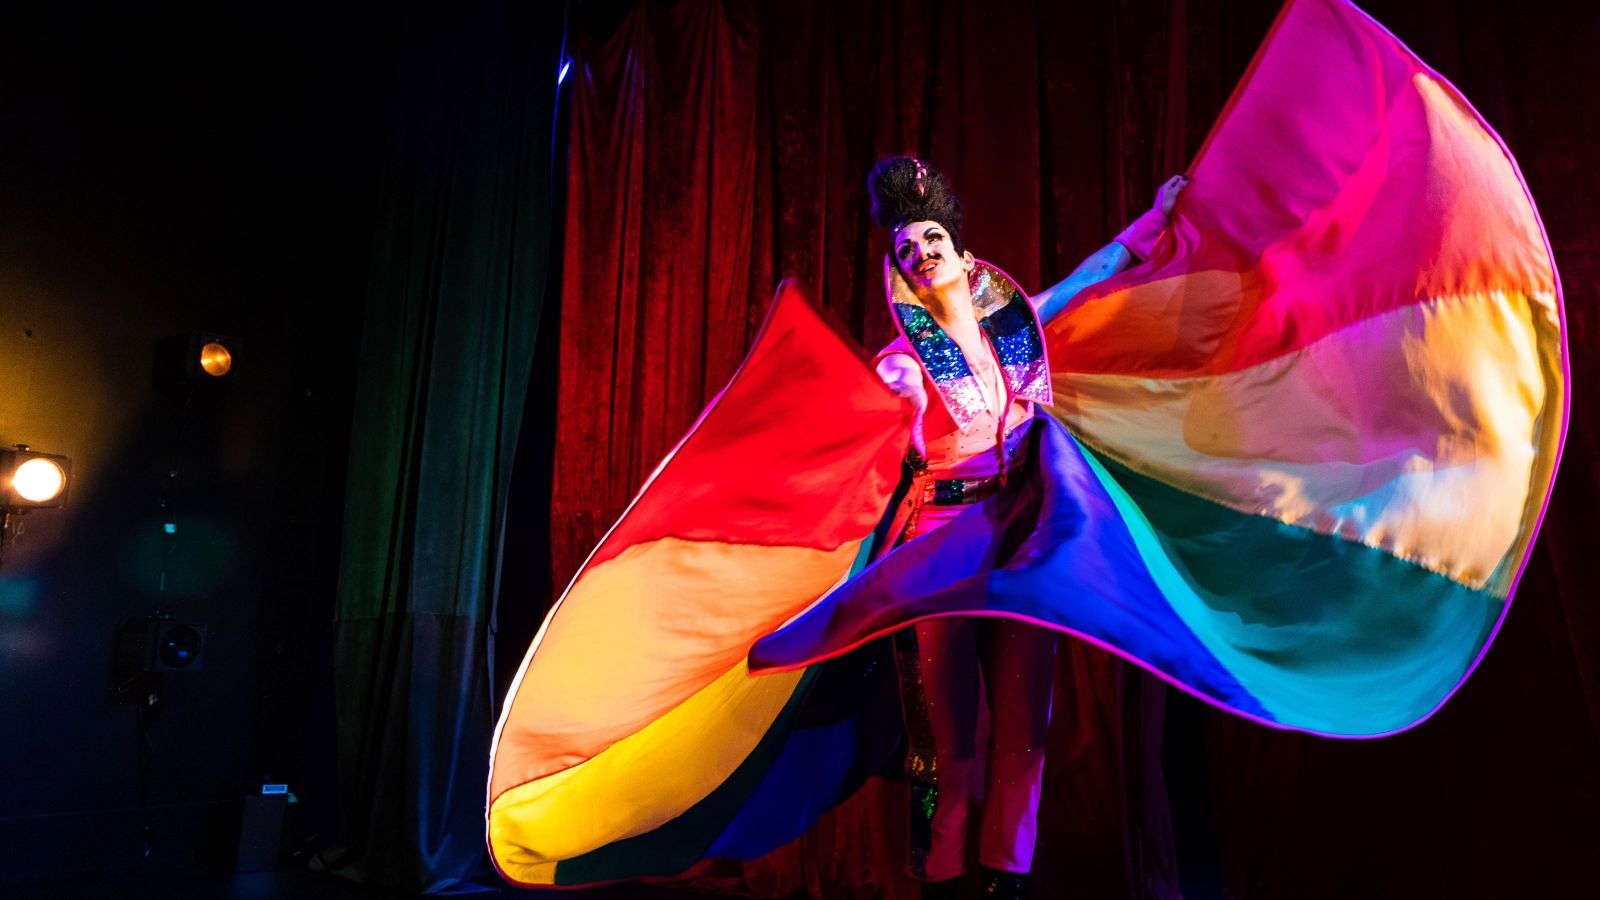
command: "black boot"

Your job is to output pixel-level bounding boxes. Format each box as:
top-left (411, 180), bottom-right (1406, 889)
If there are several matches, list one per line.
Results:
top-left (980, 866), bottom-right (1029, 900)
top-left (921, 877), bottom-right (961, 900)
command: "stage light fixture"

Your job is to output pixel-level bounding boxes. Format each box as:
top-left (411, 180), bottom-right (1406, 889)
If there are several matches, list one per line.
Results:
top-left (152, 621), bottom-right (205, 671)
top-left (1, 446), bottom-right (72, 509)
top-left (154, 331), bottom-right (243, 413)
top-left (174, 332), bottom-right (239, 381)
top-left (198, 341), bottom-right (234, 378)
top-left (116, 616), bottom-right (207, 675)
top-left (155, 330), bottom-right (241, 386)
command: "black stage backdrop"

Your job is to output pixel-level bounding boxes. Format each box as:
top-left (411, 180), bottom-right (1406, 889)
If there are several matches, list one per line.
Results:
top-left (0, 0), bottom-right (399, 889)
top-left (0, 0), bottom-right (566, 893)
top-left (545, 1), bottom-right (1600, 898)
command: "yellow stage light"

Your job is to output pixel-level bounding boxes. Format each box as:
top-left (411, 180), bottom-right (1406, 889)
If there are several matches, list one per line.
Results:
top-left (198, 341), bottom-right (233, 377)
top-left (1, 448), bottom-right (72, 510)
top-left (12, 458), bottom-right (66, 504)
top-left (153, 332), bottom-right (241, 413)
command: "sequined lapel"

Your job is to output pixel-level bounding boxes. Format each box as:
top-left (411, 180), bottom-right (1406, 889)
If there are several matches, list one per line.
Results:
top-left (883, 256), bottom-right (1053, 433)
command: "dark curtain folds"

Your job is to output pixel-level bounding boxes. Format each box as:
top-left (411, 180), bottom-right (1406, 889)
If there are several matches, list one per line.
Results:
top-left (551, 0), bottom-right (1599, 897)
top-left (323, 0), bottom-right (565, 891)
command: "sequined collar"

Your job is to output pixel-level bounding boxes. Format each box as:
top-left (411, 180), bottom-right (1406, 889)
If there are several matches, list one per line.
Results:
top-left (882, 255), bottom-right (1053, 433)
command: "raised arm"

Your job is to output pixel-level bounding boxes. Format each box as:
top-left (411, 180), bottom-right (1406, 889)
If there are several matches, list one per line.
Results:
top-left (1031, 241), bottom-right (1137, 325)
top-left (1033, 175), bottom-right (1187, 325)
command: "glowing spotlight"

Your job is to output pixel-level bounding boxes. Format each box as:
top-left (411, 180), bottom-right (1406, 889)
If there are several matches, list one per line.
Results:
top-left (198, 341), bottom-right (233, 378)
top-left (156, 331), bottom-right (241, 384)
top-left (178, 332), bottom-right (240, 381)
top-left (1, 447), bottom-right (72, 509)
top-left (154, 331), bottom-right (242, 413)
top-left (558, 56), bottom-right (572, 85)
top-left (13, 458), bottom-right (65, 503)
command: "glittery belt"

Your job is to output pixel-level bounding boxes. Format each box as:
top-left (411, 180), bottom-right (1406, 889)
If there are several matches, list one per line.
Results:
top-left (922, 473), bottom-right (1006, 506)
top-left (907, 424), bottom-right (1033, 508)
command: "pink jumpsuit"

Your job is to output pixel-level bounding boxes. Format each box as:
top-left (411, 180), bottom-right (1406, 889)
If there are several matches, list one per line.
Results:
top-left (876, 336), bottom-right (1058, 882)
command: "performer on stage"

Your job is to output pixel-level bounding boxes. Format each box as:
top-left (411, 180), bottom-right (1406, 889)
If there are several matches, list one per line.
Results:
top-left (864, 157), bottom-right (1184, 899)
top-left (486, 3), bottom-right (1567, 896)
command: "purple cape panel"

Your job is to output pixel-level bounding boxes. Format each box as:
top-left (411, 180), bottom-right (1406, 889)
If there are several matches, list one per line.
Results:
top-left (749, 415), bottom-right (1270, 721)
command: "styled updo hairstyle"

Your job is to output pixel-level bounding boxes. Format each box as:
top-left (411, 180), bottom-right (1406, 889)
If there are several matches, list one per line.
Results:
top-left (867, 156), bottom-right (966, 254)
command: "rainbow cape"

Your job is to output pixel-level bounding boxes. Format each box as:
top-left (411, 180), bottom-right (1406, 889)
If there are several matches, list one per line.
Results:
top-left (488, 0), bottom-right (1567, 887)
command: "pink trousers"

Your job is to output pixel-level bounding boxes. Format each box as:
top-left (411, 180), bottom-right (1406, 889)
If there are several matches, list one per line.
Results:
top-left (911, 615), bottom-right (1057, 880)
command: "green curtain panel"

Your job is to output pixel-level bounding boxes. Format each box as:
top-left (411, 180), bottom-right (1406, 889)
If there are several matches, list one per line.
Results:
top-left (321, 0), bottom-right (565, 891)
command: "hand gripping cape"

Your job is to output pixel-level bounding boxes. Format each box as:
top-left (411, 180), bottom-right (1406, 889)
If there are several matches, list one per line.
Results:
top-left (488, 0), bottom-right (1568, 887)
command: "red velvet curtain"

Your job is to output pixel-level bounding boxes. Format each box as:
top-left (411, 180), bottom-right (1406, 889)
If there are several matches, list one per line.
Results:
top-left (549, 1), bottom-right (1600, 897)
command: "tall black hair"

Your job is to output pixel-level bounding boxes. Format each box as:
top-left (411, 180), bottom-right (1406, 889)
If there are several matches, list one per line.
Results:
top-left (867, 156), bottom-right (965, 254)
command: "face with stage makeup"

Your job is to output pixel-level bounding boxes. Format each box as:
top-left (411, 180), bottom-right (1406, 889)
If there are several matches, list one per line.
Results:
top-left (893, 219), bottom-right (975, 297)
